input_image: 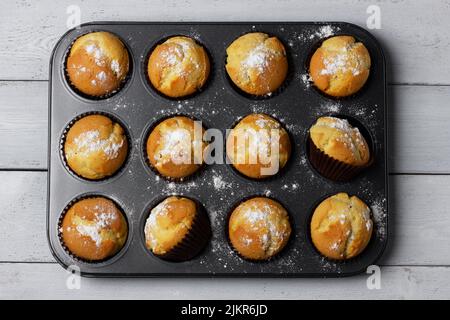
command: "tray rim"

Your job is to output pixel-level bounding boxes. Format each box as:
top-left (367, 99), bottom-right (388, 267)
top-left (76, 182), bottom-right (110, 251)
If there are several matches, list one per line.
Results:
top-left (47, 20), bottom-right (389, 278)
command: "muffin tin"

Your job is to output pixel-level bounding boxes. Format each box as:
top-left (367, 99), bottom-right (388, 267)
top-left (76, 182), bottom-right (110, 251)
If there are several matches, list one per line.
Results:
top-left (48, 22), bottom-right (388, 277)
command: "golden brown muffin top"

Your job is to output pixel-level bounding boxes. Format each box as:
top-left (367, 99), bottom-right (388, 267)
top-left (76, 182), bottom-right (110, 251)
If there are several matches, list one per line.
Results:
top-left (148, 36), bottom-right (210, 98)
top-left (144, 196), bottom-right (197, 255)
top-left (146, 116), bottom-right (205, 179)
top-left (226, 113), bottom-right (291, 179)
top-left (309, 35), bottom-right (371, 97)
top-left (226, 32), bottom-right (288, 96)
top-left (310, 193), bottom-right (373, 260)
top-left (67, 31), bottom-right (129, 97)
top-left (228, 197), bottom-right (291, 260)
top-left (64, 114), bottom-right (128, 179)
top-left (309, 116), bottom-right (370, 166)
top-left (61, 197), bottom-right (128, 261)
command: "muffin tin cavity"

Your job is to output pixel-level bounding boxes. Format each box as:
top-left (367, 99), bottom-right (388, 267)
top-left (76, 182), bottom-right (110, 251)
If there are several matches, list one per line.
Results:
top-left (141, 195), bottom-right (211, 262)
top-left (142, 34), bottom-right (214, 101)
top-left (141, 114), bottom-right (207, 182)
top-left (59, 111), bottom-right (132, 183)
top-left (48, 22), bottom-right (388, 277)
top-left (305, 192), bottom-right (376, 263)
top-left (223, 31), bottom-right (293, 100)
top-left (225, 195), bottom-right (294, 262)
top-left (305, 114), bottom-right (375, 182)
top-left (63, 30), bottom-right (133, 101)
top-left (57, 193), bottom-right (131, 265)
top-left (225, 113), bottom-right (293, 181)
top-left (304, 34), bottom-right (373, 100)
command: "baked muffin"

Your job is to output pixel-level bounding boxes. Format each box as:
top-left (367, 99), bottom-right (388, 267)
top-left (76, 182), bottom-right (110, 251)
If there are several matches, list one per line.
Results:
top-left (146, 116), bottom-right (206, 180)
top-left (61, 197), bottom-right (128, 261)
top-left (308, 116), bottom-right (371, 181)
top-left (310, 193), bottom-right (373, 260)
top-left (309, 35), bottom-right (371, 97)
top-left (226, 32), bottom-right (288, 96)
top-left (64, 114), bottom-right (128, 180)
top-left (226, 114), bottom-right (291, 179)
top-left (147, 36), bottom-right (210, 98)
top-left (144, 196), bottom-right (211, 261)
top-left (66, 31), bottom-right (129, 97)
top-left (228, 197), bottom-right (291, 260)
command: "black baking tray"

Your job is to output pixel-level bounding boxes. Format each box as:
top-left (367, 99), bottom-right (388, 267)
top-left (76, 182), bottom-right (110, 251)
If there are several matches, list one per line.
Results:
top-left (47, 22), bottom-right (388, 277)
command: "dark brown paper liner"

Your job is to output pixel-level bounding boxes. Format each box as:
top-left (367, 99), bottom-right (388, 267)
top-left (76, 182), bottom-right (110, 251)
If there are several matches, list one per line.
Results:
top-left (57, 194), bottom-right (129, 264)
top-left (308, 136), bottom-right (373, 182)
top-left (153, 203), bottom-right (211, 262)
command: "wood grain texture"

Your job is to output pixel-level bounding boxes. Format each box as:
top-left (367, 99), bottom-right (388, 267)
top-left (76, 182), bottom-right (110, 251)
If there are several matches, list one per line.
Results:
top-left (1, 171), bottom-right (450, 266)
top-left (0, 0), bottom-right (449, 84)
top-left (0, 171), bottom-right (50, 262)
top-left (1, 0), bottom-right (449, 299)
top-left (1, 82), bottom-right (449, 173)
top-left (0, 81), bottom-right (48, 169)
top-left (1, 263), bottom-right (449, 299)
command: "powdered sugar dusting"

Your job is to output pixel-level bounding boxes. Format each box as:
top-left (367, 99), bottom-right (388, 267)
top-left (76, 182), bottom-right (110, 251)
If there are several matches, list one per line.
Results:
top-left (242, 43), bottom-right (272, 73)
top-left (75, 208), bottom-right (117, 247)
top-left (68, 130), bottom-right (124, 160)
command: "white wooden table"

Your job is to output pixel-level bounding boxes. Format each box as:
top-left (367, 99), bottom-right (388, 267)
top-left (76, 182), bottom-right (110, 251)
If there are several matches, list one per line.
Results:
top-left (1, 0), bottom-right (450, 299)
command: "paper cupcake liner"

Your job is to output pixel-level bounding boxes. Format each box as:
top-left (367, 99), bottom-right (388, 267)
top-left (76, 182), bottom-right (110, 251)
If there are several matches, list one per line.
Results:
top-left (63, 31), bottom-right (131, 100)
top-left (59, 111), bottom-right (130, 182)
top-left (308, 136), bottom-right (372, 182)
top-left (57, 194), bottom-right (129, 264)
top-left (154, 202), bottom-right (211, 262)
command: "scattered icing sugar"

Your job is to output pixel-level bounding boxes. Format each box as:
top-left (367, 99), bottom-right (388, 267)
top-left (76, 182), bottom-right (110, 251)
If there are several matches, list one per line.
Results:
top-left (320, 51), bottom-right (363, 76)
top-left (315, 117), bottom-right (366, 154)
top-left (330, 242), bottom-right (339, 251)
top-left (69, 130), bottom-right (124, 160)
top-left (84, 43), bottom-right (106, 67)
top-left (213, 175), bottom-right (228, 190)
top-left (110, 59), bottom-right (121, 76)
top-left (242, 43), bottom-right (272, 72)
top-left (300, 73), bottom-right (312, 88)
top-left (156, 128), bottom-right (192, 164)
top-left (281, 183), bottom-right (299, 192)
top-left (147, 201), bottom-right (169, 228)
top-left (370, 197), bottom-right (387, 239)
top-left (312, 25), bottom-right (336, 40)
top-left (238, 203), bottom-right (290, 255)
top-left (96, 71), bottom-right (106, 81)
top-left (75, 211), bottom-right (117, 247)
top-left (295, 25), bottom-right (340, 42)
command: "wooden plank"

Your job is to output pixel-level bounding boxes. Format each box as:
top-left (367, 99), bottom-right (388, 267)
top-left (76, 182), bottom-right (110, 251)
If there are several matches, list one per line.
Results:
top-left (388, 85), bottom-right (450, 174)
top-left (0, 81), bottom-right (47, 169)
top-left (0, 263), bottom-right (449, 299)
top-left (0, 0), bottom-right (450, 84)
top-left (0, 171), bottom-right (51, 262)
top-left (1, 171), bottom-right (450, 266)
top-left (1, 82), bottom-right (450, 173)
